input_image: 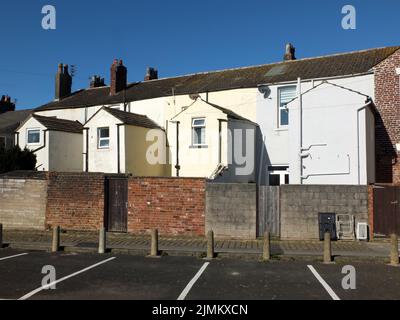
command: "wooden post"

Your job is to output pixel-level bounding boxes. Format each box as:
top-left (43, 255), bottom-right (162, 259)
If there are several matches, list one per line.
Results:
top-left (390, 233), bottom-right (399, 266)
top-left (263, 231), bottom-right (271, 261)
top-left (323, 231), bottom-right (332, 263)
top-left (98, 227), bottom-right (106, 254)
top-left (207, 230), bottom-right (215, 259)
top-left (150, 229), bottom-right (159, 257)
top-left (51, 226), bottom-right (60, 253)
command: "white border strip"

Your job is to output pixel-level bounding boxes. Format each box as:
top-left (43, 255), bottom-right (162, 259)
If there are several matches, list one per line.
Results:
top-left (178, 262), bottom-right (210, 300)
top-left (0, 253), bottom-right (28, 261)
top-left (307, 265), bottom-right (340, 300)
top-left (18, 257), bottom-right (116, 300)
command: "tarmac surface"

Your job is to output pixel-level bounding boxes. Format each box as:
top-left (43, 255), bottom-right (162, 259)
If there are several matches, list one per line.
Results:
top-left (0, 248), bottom-right (400, 300)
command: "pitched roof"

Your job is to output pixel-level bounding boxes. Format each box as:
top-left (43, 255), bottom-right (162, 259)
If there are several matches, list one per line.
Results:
top-left (101, 107), bottom-right (161, 129)
top-left (32, 115), bottom-right (83, 133)
top-left (35, 46), bottom-right (400, 112)
top-left (0, 109), bottom-right (33, 134)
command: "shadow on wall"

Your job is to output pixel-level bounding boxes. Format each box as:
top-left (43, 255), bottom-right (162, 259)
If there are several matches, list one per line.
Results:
top-left (375, 113), bottom-right (397, 183)
top-left (256, 126), bottom-right (272, 186)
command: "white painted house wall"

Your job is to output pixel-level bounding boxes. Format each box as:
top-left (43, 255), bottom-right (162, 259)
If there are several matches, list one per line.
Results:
top-left (17, 118), bottom-right (49, 171)
top-left (256, 74), bottom-right (375, 185)
top-left (287, 77), bottom-right (375, 185)
top-left (32, 73), bottom-right (376, 185)
top-left (85, 109), bottom-right (125, 173)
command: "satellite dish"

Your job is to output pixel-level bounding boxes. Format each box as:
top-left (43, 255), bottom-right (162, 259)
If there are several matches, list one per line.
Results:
top-left (189, 94), bottom-right (201, 101)
top-left (258, 85), bottom-right (271, 99)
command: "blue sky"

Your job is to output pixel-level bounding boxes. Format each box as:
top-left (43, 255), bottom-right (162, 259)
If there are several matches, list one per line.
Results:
top-left (0, 0), bottom-right (399, 109)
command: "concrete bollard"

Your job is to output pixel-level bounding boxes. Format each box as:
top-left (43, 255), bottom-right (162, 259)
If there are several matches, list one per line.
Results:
top-left (263, 231), bottom-right (271, 261)
top-left (390, 233), bottom-right (399, 266)
top-left (207, 230), bottom-right (215, 259)
top-left (0, 224), bottom-right (3, 248)
top-left (51, 226), bottom-right (60, 253)
top-left (150, 229), bottom-right (159, 257)
top-left (98, 227), bottom-right (106, 254)
top-left (323, 231), bottom-right (332, 263)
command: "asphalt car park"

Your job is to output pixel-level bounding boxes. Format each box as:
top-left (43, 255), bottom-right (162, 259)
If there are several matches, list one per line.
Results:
top-left (0, 249), bottom-right (400, 300)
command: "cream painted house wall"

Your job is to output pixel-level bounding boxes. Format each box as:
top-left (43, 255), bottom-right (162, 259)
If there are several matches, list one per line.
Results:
top-left (124, 125), bottom-right (170, 176)
top-left (169, 99), bottom-right (256, 181)
top-left (48, 131), bottom-right (83, 172)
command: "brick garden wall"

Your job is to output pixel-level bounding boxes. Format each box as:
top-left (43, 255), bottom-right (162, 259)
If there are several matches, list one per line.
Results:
top-left (128, 177), bottom-right (206, 236)
top-left (280, 185), bottom-right (369, 240)
top-left (0, 176), bottom-right (47, 230)
top-left (374, 49), bottom-right (400, 184)
top-left (45, 172), bottom-right (105, 231)
top-left (206, 183), bottom-right (257, 239)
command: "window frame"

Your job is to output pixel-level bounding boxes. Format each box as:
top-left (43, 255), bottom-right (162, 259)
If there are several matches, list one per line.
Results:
top-left (278, 86), bottom-right (297, 128)
top-left (97, 127), bottom-right (110, 149)
top-left (26, 128), bottom-right (41, 145)
top-left (191, 117), bottom-right (206, 147)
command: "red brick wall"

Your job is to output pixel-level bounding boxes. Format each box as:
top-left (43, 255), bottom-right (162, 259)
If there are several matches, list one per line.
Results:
top-left (374, 49), bottom-right (400, 184)
top-left (45, 172), bottom-right (105, 231)
top-left (127, 177), bottom-right (206, 236)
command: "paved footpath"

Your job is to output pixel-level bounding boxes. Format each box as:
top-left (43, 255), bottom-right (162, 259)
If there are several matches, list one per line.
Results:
top-left (2, 230), bottom-right (395, 260)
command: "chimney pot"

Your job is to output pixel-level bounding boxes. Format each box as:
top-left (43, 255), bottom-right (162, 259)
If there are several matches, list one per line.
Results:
top-left (144, 67), bottom-right (158, 81)
top-left (55, 63), bottom-right (72, 100)
top-left (284, 43), bottom-right (296, 61)
top-left (0, 94), bottom-right (16, 114)
top-left (110, 59), bottom-right (127, 95)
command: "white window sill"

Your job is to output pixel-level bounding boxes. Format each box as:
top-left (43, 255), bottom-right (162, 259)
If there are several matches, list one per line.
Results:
top-left (274, 127), bottom-right (288, 132)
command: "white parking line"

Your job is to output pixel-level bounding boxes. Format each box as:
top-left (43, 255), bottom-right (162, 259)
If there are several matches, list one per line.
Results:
top-left (0, 253), bottom-right (28, 261)
top-left (177, 262), bottom-right (210, 300)
top-left (307, 265), bottom-right (340, 300)
top-left (18, 257), bottom-right (116, 300)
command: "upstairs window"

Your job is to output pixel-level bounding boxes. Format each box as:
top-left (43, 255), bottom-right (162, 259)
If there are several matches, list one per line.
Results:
top-left (27, 129), bottom-right (40, 144)
top-left (98, 127), bottom-right (110, 149)
top-left (192, 118), bottom-right (206, 146)
top-left (278, 86), bottom-right (296, 127)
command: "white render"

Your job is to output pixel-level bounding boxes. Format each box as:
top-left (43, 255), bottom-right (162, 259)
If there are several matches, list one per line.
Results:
top-left (32, 71), bottom-right (377, 184)
top-left (16, 117), bottom-right (83, 172)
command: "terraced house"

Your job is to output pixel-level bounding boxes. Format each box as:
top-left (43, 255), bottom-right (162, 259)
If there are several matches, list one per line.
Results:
top-left (14, 44), bottom-right (400, 185)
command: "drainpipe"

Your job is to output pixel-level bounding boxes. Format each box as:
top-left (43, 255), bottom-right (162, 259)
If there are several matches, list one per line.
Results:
top-left (117, 124), bottom-right (124, 174)
top-left (297, 77), bottom-right (303, 184)
top-left (83, 128), bottom-right (89, 172)
top-left (169, 121), bottom-right (181, 177)
top-left (357, 99), bottom-right (373, 185)
top-left (15, 132), bottom-right (19, 146)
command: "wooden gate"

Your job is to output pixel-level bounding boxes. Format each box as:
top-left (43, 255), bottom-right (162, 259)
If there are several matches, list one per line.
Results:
top-left (257, 186), bottom-right (280, 237)
top-left (373, 185), bottom-right (400, 236)
top-left (105, 177), bottom-right (128, 233)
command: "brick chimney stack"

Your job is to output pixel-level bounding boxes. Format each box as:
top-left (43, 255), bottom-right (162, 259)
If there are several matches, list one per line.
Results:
top-left (0, 95), bottom-right (16, 114)
top-left (90, 75), bottom-right (105, 88)
top-left (144, 67), bottom-right (158, 81)
top-left (110, 59), bottom-right (127, 95)
top-left (55, 63), bottom-right (72, 100)
top-left (284, 43), bottom-right (296, 61)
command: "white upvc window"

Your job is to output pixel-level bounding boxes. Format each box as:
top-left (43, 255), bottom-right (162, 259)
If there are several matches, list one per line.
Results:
top-left (192, 118), bottom-right (206, 146)
top-left (27, 129), bottom-right (40, 145)
top-left (98, 127), bottom-right (110, 149)
top-left (278, 86), bottom-right (296, 127)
